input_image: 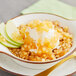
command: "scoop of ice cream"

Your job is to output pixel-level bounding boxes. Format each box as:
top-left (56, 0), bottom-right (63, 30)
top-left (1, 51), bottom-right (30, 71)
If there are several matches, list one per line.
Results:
top-left (24, 20), bottom-right (61, 53)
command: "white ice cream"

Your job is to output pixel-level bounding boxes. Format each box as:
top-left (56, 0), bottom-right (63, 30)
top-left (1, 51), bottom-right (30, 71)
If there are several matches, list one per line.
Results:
top-left (25, 27), bottom-right (60, 53)
top-left (25, 27), bottom-right (39, 42)
top-left (25, 27), bottom-right (55, 42)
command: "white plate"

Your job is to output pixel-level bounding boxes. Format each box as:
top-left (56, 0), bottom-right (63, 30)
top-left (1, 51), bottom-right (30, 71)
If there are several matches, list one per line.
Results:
top-left (0, 53), bottom-right (76, 76)
top-left (0, 13), bottom-right (76, 75)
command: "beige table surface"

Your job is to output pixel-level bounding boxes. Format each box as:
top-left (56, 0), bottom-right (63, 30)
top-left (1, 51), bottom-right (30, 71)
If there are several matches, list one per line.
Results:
top-left (0, 0), bottom-right (76, 76)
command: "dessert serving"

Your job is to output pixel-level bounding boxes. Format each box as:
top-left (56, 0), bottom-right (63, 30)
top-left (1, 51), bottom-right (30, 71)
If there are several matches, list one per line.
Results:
top-left (0, 20), bottom-right (72, 62)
